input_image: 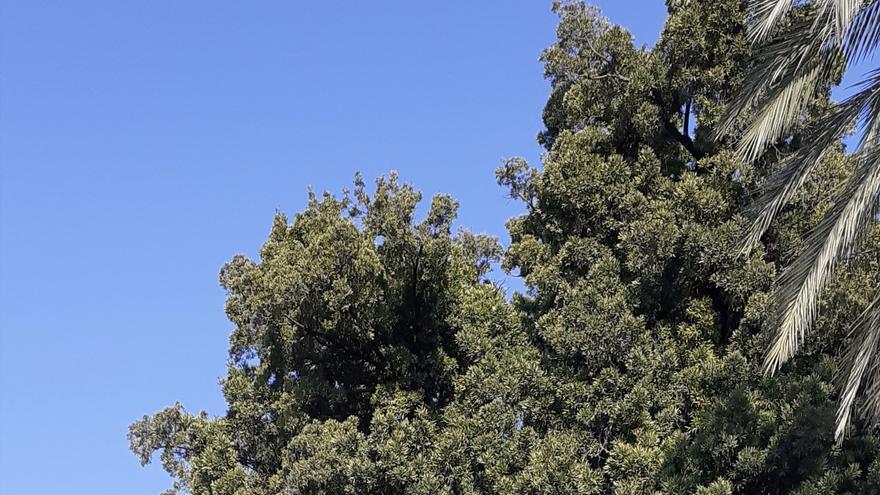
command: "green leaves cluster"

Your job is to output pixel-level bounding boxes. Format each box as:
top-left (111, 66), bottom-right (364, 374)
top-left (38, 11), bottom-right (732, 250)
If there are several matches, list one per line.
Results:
top-left (131, 2), bottom-right (880, 493)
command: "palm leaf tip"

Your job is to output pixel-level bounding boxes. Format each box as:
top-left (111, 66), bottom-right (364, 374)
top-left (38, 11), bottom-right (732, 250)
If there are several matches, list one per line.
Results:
top-left (747, 0), bottom-right (798, 44)
top-left (836, 292), bottom-right (880, 443)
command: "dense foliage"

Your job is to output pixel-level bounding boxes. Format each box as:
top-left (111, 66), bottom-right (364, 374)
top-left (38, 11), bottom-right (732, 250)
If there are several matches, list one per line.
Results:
top-left (131, 2), bottom-right (880, 493)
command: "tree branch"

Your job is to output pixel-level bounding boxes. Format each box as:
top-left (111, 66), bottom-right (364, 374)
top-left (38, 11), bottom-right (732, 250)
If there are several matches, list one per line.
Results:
top-left (583, 40), bottom-right (630, 83)
top-left (587, 72), bottom-right (631, 82)
top-left (651, 86), bottom-right (705, 161)
top-left (661, 118), bottom-right (705, 161)
top-left (683, 97), bottom-right (691, 137)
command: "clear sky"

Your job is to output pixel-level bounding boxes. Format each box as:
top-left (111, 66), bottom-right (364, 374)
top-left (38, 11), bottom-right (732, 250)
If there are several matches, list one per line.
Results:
top-left (0, 2), bottom-right (667, 493)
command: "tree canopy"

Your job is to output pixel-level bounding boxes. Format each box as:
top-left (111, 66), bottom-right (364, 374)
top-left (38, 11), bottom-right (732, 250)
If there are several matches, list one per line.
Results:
top-left (131, 2), bottom-right (880, 493)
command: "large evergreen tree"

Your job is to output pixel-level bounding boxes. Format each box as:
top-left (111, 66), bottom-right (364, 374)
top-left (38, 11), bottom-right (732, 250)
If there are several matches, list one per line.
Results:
top-left (131, 2), bottom-right (880, 493)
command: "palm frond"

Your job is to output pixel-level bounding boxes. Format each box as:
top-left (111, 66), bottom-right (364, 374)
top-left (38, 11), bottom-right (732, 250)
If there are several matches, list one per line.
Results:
top-left (747, 0), bottom-right (863, 42)
top-left (742, 69), bottom-right (880, 254)
top-left (818, 0), bottom-right (867, 40)
top-left (737, 63), bottom-right (828, 161)
top-left (719, 8), bottom-right (841, 150)
top-left (764, 146), bottom-right (880, 374)
top-left (844, 0), bottom-right (880, 64)
top-left (836, 291), bottom-right (880, 442)
top-left (749, 0), bottom-right (867, 39)
top-left (722, 1), bottom-right (880, 155)
top-left (731, 0), bottom-right (880, 442)
top-left (748, 0), bottom-right (800, 44)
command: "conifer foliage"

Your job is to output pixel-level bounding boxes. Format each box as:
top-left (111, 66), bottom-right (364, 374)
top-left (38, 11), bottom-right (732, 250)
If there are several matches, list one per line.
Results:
top-left (131, 2), bottom-right (880, 493)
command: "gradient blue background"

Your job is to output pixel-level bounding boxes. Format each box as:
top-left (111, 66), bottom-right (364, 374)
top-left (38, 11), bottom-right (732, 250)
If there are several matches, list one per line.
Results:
top-left (2, 1), bottom-right (690, 492)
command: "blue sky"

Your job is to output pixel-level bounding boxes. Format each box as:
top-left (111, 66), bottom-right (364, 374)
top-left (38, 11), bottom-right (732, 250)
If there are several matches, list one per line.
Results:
top-left (0, 2), bottom-right (666, 492)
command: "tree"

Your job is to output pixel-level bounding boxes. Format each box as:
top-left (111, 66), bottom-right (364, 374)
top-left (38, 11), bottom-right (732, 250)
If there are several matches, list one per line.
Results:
top-left (500, 1), bottom-right (879, 492)
top-left (719, 0), bottom-right (880, 440)
top-left (130, 174), bottom-right (509, 494)
top-left (131, 2), bottom-right (880, 493)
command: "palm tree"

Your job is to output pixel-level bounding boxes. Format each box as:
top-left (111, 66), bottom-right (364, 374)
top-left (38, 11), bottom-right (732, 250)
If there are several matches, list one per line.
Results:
top-left (721, 0), bottom-right (880, 442)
